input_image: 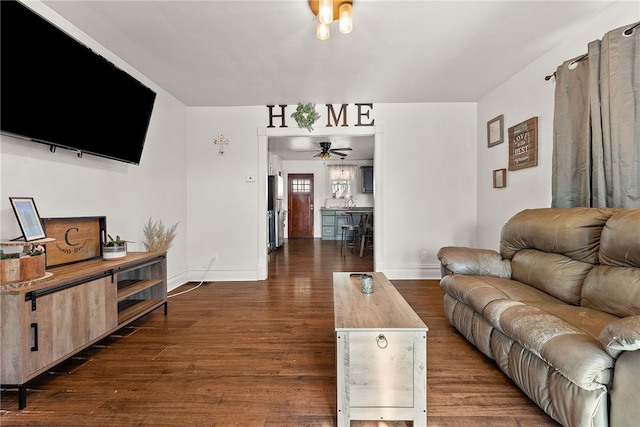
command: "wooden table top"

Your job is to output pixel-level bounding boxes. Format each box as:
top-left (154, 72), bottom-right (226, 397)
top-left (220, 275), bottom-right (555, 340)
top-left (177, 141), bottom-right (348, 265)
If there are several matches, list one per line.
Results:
top-left (333, 272), bottom-right (428, 332)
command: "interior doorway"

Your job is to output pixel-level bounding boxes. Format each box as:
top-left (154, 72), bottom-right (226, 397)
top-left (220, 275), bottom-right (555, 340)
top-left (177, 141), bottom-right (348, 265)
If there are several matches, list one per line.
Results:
top-left (258, 126), bottom-right (382, 280)
top-left (287, 174), bottom-right (314, 238)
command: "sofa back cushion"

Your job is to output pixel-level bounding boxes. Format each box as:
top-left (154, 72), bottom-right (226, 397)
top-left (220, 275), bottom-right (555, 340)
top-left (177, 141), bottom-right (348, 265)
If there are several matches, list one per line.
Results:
top-left (582, 209), bottom-right (640, 317)
top-left (500, 207), bottom-right (618, 263)
top-left (511, 249), bottom-right (593, 305)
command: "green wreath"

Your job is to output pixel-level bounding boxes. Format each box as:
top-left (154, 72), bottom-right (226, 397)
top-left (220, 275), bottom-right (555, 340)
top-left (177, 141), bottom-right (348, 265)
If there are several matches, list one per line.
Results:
top-left (291, 102), bottom-right (321, 132)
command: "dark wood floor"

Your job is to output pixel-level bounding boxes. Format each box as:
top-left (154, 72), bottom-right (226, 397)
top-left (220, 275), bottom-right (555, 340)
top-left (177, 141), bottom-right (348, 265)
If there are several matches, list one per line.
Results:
top-left (1, 239), bottom-right (558, 426)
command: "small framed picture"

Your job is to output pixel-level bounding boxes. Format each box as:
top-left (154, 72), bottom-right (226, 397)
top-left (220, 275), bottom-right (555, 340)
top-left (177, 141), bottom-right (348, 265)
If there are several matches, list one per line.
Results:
top-left (493, 169), bottom-right (507, 188)
top-left (9, 197), bottom-right (46, 241)
top-left (487, 114), bottom-right (504, 147)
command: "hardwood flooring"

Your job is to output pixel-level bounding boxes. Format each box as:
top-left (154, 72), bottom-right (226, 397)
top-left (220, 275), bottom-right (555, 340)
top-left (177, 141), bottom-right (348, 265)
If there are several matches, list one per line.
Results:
top-left (0, 238), bottom-right (558, 426)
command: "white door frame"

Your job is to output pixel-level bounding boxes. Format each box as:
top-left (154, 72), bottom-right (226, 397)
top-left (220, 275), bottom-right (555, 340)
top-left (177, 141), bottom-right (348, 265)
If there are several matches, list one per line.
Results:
top-left (257, 126), bottom-right (384, 279)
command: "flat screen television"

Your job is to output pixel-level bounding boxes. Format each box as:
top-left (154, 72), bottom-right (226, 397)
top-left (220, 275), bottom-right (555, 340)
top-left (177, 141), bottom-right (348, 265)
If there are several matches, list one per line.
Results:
top-left (0, 0), bottom-right (156, 165)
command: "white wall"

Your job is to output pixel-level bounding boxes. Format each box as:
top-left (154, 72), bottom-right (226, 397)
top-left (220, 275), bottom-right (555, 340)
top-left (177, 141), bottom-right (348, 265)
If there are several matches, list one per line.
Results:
top-left (0, 2), bottom-right (190, 290)
top-left (186, 106), bottom-right (264, 281)
top-left (375, 103), bottom-right (477, 278)
top-left (476, 1), bottom-right (640, 250)
top-left (186, 103), bottom-right (476, 280)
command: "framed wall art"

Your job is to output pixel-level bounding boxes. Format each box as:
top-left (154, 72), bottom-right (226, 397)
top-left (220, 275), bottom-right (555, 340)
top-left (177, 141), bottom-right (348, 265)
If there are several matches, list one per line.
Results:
top-left (493, 169), bottom-right (507, 188)
top-left (508, 117), bottom-right (538, 170)
top-left (487, 114), bottom-right (504, 147)
top-left (9, 197), bottom-right (46, 241)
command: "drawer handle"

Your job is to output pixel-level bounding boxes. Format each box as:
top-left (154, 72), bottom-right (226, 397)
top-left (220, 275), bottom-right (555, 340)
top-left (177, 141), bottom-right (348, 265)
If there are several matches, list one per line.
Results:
top-left (376, 334), bottom-right (388, 349)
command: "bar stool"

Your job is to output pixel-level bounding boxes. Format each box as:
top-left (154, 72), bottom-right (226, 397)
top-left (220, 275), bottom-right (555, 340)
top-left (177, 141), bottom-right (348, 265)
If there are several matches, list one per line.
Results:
top-left (341, 223), bottom-right (361, 256)
top-left (361, 214), bottom-right (373, 256)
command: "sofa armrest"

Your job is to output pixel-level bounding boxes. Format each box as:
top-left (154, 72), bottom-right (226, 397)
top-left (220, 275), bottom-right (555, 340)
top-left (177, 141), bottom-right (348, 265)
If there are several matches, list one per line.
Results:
top-left (437, 246), bottom-right (511, 278)
top-left (599, 315), bottom-right (640, 358)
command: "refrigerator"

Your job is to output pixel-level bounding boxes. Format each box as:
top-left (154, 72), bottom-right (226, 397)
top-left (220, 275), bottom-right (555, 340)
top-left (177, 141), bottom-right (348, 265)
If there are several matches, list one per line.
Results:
top-left (268, 174), bottom-right (284, 251)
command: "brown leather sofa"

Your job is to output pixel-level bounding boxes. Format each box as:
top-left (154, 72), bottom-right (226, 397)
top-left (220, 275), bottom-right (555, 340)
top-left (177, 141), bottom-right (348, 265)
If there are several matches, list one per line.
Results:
top-left (438, 208), bottom-right (640, 427)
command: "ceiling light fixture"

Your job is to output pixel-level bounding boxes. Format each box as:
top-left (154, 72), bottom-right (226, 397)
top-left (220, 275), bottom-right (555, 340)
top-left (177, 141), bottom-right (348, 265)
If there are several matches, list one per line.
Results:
top-left (309, 0), bottom-right (353, 41)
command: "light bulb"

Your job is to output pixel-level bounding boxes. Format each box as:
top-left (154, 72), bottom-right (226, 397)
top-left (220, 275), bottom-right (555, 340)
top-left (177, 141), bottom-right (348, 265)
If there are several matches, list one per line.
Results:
top-left (339, 3), bottom-right (352, 34)
top-left (317, 21), bottom-right (330, 40)
top-left (318, 0), bottom-right (333, 25)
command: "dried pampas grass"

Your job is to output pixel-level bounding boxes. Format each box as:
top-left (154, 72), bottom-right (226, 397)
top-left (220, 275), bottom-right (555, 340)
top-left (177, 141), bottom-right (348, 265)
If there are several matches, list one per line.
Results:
top-left (143, 218), bottom-right (179, 252)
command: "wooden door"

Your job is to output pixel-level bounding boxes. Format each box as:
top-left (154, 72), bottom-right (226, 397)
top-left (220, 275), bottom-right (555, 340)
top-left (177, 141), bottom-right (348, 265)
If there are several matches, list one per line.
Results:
top-left (288, 174), bottom-right (314, 238)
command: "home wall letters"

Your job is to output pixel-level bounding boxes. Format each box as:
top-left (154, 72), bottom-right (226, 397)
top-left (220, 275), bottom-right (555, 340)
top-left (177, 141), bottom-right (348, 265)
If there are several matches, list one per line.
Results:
top-left (266, 103), bottom-right (375, 128)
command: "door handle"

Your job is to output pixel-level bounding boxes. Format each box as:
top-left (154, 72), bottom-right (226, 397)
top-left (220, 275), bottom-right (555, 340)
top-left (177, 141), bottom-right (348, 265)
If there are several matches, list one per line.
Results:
top-left (31, 323), bottom-right (38, 351)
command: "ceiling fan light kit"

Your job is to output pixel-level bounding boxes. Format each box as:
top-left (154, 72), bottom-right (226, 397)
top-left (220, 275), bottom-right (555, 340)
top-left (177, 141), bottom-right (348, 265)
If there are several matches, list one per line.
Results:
top-left (313, 142), bottom-right (353, 159)
top-left (309, 0), bottom-right (353, 40)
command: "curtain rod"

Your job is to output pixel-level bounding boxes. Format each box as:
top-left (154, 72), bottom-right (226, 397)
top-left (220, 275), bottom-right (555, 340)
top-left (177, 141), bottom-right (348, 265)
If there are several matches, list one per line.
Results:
top-left (624, 21), bottom-right (639, 36)
top-left (545, 21), bottom-right (639, 81)
top-left (545, 52), bottom-right (588, 81)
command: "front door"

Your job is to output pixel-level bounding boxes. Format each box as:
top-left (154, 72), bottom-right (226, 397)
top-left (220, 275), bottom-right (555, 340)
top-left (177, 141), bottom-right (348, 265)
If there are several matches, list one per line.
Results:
top-left (288, 174), bottom-right (314, 238)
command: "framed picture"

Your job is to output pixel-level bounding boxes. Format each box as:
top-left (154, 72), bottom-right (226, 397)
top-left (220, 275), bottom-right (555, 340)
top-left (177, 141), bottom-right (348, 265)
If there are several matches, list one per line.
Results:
top-left (487, 114), bottom-right (504, 147)
top-left (493, 169), bottom-right (507, 188)
top-left (508, 117), bottom-right (538, 170)
top-left (9, 197), bottom-right (46, 241)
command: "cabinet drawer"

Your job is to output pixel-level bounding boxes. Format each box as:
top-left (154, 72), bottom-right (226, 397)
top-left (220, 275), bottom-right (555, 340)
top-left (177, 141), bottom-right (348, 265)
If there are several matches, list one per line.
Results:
top-left (322, 226), bottom-right (335, 238)
top-left (322, 215), bottom-right (336, 226)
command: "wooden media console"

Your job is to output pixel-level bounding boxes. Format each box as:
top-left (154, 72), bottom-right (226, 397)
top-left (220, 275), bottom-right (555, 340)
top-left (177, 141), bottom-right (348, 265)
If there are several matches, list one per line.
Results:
top-left (0, 252), bottom-right (167, 409)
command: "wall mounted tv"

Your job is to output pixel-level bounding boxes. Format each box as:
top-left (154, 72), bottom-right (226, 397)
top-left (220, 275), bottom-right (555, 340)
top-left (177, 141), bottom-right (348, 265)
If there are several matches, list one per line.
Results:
top-left (0, 0), bottom-right (156, 165)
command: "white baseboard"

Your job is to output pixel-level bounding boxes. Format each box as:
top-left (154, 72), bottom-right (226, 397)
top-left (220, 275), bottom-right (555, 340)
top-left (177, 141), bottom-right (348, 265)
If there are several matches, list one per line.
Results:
top-left (380, 264), bottom-right (442, 280)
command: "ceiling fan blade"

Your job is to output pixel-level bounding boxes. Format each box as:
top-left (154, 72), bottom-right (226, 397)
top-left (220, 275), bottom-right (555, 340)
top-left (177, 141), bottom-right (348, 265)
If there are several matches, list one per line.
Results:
top-left (331, 147), bottom-right (352, 151)
top-left (331, 151), bottom-right (349, 157)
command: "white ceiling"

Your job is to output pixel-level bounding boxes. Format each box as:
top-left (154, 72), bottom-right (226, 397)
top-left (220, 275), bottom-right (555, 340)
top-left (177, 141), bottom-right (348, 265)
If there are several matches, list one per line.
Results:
top-left (40, 0), bottom-right (619, 160)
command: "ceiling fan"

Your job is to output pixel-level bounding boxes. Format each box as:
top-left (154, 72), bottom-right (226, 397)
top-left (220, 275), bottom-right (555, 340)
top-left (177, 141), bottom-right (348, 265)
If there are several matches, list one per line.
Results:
top-left (313, 142), bottom-right (352, 159)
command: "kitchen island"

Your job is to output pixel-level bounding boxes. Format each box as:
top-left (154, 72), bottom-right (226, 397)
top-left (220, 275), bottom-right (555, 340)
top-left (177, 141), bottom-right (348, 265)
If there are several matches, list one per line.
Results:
top-left (320, 207), bottom-right (373, 241)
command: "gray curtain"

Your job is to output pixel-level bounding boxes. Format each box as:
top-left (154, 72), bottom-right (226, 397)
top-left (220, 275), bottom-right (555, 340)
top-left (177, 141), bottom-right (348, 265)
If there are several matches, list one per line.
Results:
top-left (552, 22), bottom-right (640, 208)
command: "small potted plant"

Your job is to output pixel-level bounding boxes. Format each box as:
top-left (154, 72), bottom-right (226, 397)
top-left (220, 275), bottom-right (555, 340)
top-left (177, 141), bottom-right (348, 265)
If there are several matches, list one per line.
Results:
top-left (103, 235), bottom-right (131, 260)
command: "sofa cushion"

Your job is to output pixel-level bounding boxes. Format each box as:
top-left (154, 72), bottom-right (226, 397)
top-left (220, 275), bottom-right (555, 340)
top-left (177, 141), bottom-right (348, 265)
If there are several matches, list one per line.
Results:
top-left (483, 300), bottom-right (614, 390)
top-left (582, 266), bottom-right (640, 318)
top-left (598, 209), bottom-right (640, 268)
top-left (582, 209), bottom-right (640, 317)
top-left (500, 207), bottom-right (617, 263)
top-left (511, 249), bottom-right (593, 305)
top-left (440, 274), bottom-right (561, 315)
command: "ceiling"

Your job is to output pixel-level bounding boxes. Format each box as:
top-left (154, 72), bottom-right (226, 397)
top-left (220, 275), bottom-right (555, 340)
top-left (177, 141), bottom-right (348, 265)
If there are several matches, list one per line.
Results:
top-left (40, 0), bottom-right (619, 160)
top-left (268, 135), bottom-right (375, 160)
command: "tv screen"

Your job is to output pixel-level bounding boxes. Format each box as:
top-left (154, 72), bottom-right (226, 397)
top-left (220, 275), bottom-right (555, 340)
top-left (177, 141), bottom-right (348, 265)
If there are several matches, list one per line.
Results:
top-left (0, 0), bottom-right (156, 165)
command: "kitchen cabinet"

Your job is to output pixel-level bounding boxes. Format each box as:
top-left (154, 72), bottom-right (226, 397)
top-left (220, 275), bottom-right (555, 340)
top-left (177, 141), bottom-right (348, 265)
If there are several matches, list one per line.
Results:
top-left (321, 209), bottom-right (370, 241)
top-left (361, 166), bottom-right (374, 194)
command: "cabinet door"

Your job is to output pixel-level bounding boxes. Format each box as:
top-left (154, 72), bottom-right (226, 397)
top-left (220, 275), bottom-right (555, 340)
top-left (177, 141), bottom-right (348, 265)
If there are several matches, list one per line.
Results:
top-left (25, 277), bottom-right (116, 376)
top-left (361, 167), bottom-right (374, 194)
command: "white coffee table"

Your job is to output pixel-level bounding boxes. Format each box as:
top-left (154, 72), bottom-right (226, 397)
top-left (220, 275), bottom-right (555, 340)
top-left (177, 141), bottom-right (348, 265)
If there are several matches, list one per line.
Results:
top-left (333, 272), bottom-right (428, 426)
